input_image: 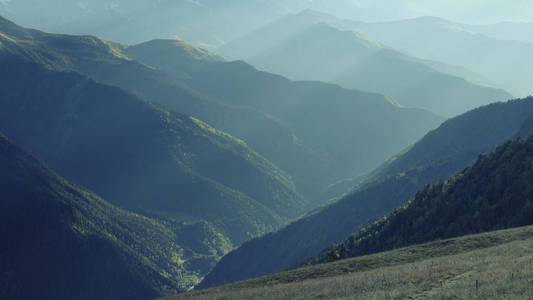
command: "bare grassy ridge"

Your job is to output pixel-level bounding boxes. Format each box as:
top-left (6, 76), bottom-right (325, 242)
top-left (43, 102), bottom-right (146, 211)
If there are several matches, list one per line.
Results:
top-left (164, 225), bottom-right (533, 299)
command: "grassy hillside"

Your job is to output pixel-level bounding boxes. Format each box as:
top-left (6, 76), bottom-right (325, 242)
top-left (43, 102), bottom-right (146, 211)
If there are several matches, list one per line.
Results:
top-left (313, 136), bottom-right (533, 264)
top-left (0, 133), bottom-right (185, 299)
top-left (200, 97), bottom-right (533, 288)
top-left (165, 225), bottom-right (533, 299)
top-left (219, 13), bottom-right (512, 117)
top-left (0, 15), bottom-right (442, 202)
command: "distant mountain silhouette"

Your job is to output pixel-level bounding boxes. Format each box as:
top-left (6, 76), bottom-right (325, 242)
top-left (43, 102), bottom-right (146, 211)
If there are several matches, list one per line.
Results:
top-left (219, 12), bottom-right (512, 117)
top-left (0, 0), bottom-right (309, 47)
top-left (463, 21), bottom-right (533, 45)
top-left (351, 16), bottom-right (533, 97)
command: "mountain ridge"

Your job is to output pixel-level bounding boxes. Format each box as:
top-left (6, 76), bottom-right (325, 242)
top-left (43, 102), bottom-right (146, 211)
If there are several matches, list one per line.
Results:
top-left (0, 15), bottom-right (443, 203)
top-left (350, 15), bottom-right (533, 96)
top-left (312, 136), bottom-right (533, 265)
top-left (200, 96), bottom-right (533, 289)
top-left (219, 14), bottom-right (512, 117)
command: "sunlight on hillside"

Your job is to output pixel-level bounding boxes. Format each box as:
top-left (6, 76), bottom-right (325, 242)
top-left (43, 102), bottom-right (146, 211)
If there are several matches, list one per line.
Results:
top-left (0, 1), bottom-right (532, 299)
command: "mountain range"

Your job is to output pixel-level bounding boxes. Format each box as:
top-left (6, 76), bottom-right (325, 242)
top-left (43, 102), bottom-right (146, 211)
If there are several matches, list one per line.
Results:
top-left (311, 134), bottom-right (533, 266)
top-left (1, 5), bottom-right (532, 299)
top-left (463, 21), bottom-right (533, 44)
top-left (0, 0), bottom-right (309, 47)
top-left (0, 15), bottom-right (448, 289)
top-left (218, 11), bottom-right (512, 117)
top-left (350, 16), bottom-right (533, 97)
top-left (0, 15), bottom-right (444, 202)
top-left (0, 57), bottom-right (310, 287)
top-left (3, 1), bottom-right (532, 47)
top-left (200, 96), bottom-right (533, 288)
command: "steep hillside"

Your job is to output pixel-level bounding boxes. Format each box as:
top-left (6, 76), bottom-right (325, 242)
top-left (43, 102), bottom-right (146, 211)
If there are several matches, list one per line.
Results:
top-left (131, 39), bottom-right (442, 174)
top-left (166, 225), bottom-right (533, 299)
top-left (120, 37), bottom-right (442, 200)
top-left (200, 97), bottom-right (533, 288)
top-left (219, 13), bottom-right (512, 117)
top-left (314, 136), bottom-right (533, 264)
top-left (0, 133), bottom-right (185, 299)
top-left (183, 60), bottom-right (442, 186)
top-left (0, 58), bottom-right (307, 248)
top-left (216, 10), bottom-right (343, 61)
top-left (351, 16), bottom-right (533, 97)
top-left (371, 97), bottom-right (533, 179)
top-left (0, 16), bottom-right (442, 201)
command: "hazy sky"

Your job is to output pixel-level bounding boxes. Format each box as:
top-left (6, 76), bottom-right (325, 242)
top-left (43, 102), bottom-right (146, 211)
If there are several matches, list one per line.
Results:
top-left (320, 0), bottom-right (533, 24)
top-left (1, 0), bottom-right (531, 25)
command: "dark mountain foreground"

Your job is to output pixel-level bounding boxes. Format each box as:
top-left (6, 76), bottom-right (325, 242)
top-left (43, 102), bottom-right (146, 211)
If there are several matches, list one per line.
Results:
top-left (0, 133), bottom-right (185, 299)
top-left (163, 225), bottom-right (533, 299)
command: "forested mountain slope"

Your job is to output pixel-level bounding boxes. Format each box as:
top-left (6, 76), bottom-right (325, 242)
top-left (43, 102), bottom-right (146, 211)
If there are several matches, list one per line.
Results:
top-left (200, 96), bottom-right (533, 288)
top-left (0, 0), bottom-right (309, 47)
top-left (125, 38), bottom-right (443, 196)
top-left (313, 136), bottom-right (533, 264)
top-left (0, 133), bottom-right (185, 299)
top-left (0, 58), bottom-right (304, 249)
top-left (0, 15), bottom-right (443, 202)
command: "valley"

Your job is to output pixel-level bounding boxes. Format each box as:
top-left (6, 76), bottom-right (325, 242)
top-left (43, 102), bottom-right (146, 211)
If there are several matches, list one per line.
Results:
top-left (0, 2), bottom-right (531, 299)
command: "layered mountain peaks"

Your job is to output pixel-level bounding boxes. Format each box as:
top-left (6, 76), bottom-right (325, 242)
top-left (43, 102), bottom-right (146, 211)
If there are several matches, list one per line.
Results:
top-left (1, 3), bottom-right (531, 298)
top-left (219, 12), bottom-right (512, 117)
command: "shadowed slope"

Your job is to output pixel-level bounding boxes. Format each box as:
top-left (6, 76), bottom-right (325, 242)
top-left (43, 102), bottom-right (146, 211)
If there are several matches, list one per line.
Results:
top-left (0, 134), bottom-right (184, 299)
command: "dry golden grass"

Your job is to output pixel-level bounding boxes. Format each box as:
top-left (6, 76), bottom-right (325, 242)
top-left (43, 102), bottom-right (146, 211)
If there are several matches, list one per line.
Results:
top-left (162, 225), bottom-right (533, 299)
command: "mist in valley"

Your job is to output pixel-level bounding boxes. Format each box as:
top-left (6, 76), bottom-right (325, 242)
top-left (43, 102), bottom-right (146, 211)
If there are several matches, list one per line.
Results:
top-left (1, 1), bottom-right (533, 299)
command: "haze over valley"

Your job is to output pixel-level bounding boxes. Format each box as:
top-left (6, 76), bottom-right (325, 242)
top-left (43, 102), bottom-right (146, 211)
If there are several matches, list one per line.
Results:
top-left (1, 1), bottom-right (532, 299)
